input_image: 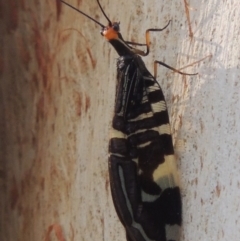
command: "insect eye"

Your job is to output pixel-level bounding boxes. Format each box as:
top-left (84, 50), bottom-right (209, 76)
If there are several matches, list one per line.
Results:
top-left (112, 22), bottom-right (120, 32)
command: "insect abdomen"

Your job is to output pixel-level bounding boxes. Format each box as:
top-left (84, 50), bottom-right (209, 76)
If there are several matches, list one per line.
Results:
top-left (109, 55), bottom-right (182, 241)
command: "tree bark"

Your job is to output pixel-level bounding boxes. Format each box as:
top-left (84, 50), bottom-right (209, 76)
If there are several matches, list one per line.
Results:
top-left (0, 0), bottom-right (239, 240)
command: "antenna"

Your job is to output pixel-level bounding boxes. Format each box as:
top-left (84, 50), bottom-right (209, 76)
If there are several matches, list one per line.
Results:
top-left (96, 0), bottom-right (112, 26)
top-left (60, 0), bottom-right (105, 28)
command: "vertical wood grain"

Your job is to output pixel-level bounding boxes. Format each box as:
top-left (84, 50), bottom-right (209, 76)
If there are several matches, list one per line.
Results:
top-left (0, 0), bottom-right (239, 241)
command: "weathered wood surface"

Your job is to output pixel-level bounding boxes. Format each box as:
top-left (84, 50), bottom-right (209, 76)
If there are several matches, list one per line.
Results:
top-left (0, 0), bottom-right (239, 240)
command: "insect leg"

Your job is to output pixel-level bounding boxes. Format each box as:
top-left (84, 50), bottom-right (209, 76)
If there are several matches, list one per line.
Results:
top-left (126, 21), bottom-right (171, 56)
top-left (125, 42), bottom-right (147, 47)
top-left (154, 60), bottom-right (198, 78)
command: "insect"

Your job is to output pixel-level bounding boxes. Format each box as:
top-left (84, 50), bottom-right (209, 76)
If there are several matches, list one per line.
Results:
top-left (60, 1), bottom-right (196, 240)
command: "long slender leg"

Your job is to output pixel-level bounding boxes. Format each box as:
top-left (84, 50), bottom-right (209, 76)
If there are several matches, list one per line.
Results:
top-left (125, 42), bottom-right (146, 46)
top-left (126, 22), bottom-right (198, 76)
top-left (126, 21), bottom-right (171, 56)
top-left (154, 61), bottom-right (198, 78)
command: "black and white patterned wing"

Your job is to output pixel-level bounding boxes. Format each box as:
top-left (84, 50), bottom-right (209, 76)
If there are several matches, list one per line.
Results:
top-left (109, 55), bottom-right (182, 241)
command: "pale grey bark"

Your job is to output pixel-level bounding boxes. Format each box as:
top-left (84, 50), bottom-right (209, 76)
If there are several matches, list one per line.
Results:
top-left (0, 0), bottom-right (239, 241)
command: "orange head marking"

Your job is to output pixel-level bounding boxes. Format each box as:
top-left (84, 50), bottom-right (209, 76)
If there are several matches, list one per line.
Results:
top-left (101, 22), bottom-right (120, 41)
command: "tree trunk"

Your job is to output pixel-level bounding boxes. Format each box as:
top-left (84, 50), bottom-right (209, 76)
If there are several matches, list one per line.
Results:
top-left (0, 0), bottom-right (239, 240)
